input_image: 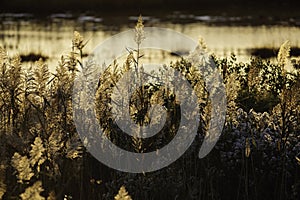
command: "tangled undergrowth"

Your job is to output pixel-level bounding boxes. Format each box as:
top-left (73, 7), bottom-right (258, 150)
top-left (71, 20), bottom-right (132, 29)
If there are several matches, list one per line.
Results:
top-left (0, 17), bottom-right (299, 200)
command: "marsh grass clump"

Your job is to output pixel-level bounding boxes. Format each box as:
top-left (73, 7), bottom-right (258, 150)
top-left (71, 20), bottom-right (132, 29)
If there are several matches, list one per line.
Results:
top-left (0, 17), bottom-right (299, 200)
top-left (0, 31), bottom-right (86, 199)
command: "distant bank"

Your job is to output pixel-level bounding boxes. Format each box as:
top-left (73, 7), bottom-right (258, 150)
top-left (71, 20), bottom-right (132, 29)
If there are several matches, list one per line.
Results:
top-left (1, 0), bottom-right (300, 16)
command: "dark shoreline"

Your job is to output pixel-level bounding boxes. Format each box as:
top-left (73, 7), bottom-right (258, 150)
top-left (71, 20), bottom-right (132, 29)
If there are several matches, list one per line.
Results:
top-left (250, 47), bottom-right (300, 59)
top-left (1, 0), bottom-right (300, 17)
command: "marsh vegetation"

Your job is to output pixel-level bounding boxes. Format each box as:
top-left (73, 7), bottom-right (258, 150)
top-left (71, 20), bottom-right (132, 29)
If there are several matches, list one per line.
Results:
top-left (0, 16), bottom-right (299, 200)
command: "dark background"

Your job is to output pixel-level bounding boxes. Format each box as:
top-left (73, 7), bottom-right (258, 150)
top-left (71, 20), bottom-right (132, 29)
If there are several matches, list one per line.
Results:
top-left (1, 0), bottom-right (300, 15)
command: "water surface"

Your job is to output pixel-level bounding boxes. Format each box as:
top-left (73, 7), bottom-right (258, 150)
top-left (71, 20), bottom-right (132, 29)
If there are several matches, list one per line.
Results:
top-left (1, 13), bottom-right (300, 71)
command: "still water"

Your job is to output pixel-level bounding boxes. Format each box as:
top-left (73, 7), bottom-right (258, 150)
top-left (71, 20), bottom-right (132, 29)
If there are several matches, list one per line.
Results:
top-left (1, 13), bottom-right (300, 71)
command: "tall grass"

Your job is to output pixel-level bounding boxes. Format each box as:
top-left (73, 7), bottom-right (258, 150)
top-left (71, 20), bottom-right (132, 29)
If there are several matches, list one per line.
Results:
top-left (0, 18), bottom-right (299, 200)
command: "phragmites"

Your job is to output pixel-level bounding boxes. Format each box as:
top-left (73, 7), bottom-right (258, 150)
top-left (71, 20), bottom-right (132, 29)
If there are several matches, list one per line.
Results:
top-left (225, 72), bottom-right (240, 114)
top-left (198, 36), bottom-right (208, 51)
top-left (20, 181), bottom-right (44, 200)
top-left (11, 136), bottom-right (46, 183)
top-left (0, 164), bottom-right (6, 199)
top-left (11, 152), bottom-right (34, 183)
top-left (65, 135), bottom-right (83, 159)
top-left (114, 186), bottom-right (132, 200)
top-left (0, 46), bottom-right (8, 66)
top-left (34, 59), bottom-right (50, 97)
top-left (29, 137), bottom-right (46, 172)
top-left (134, 15), bottom-right (145, 46)
top-left (72, 31), bottom-right (84, 50)
top-left (0, 16), bottom-right (300, 200)
top-left (247, 62), bottom-right (261, 90)
top-left (277, 40), bottom-right (291, 71)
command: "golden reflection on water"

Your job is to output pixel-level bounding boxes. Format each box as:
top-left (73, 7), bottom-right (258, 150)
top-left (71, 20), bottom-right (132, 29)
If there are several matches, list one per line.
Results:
top-left (1, 18), bottom-right (300, 71)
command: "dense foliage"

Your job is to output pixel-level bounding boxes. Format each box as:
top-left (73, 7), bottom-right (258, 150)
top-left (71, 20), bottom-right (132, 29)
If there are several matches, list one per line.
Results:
top-left (0, 18), bottom-right (299, 200)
